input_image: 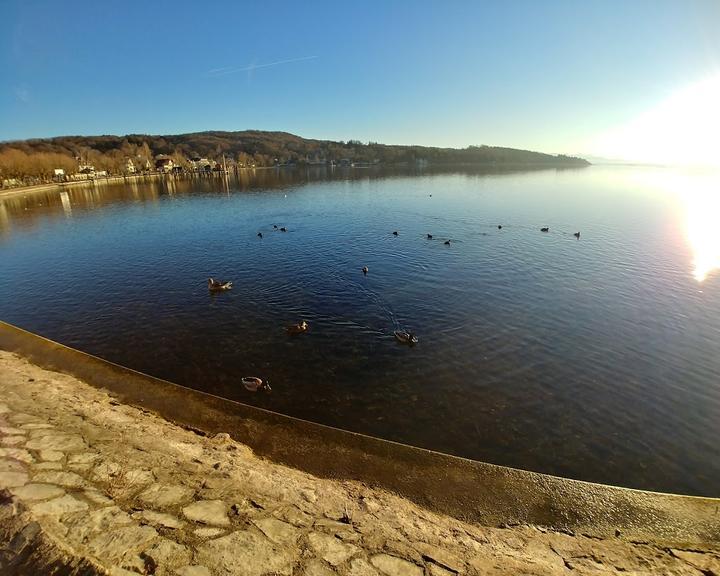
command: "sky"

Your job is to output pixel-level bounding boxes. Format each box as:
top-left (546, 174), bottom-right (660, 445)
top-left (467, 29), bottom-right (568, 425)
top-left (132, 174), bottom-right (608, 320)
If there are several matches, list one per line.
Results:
top-left (1, 0), bottom-right (719, 163)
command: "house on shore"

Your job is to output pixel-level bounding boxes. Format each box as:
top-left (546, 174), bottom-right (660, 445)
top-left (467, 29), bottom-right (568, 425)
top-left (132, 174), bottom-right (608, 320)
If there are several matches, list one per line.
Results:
top-left (189, 157), bottom-right (214, 173)
top-left (155, 156), bottom-right (175, 173)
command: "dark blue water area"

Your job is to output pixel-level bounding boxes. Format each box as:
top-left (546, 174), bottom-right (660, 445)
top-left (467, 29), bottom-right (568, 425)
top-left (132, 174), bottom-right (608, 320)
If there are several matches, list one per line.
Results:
top-left (1, 165), bottom-right (719, 496)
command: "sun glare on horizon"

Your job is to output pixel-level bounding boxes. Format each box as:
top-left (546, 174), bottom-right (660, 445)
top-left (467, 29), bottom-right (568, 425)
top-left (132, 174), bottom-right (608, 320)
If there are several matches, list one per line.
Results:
top-left (589, 74), bottom-right (720, 167)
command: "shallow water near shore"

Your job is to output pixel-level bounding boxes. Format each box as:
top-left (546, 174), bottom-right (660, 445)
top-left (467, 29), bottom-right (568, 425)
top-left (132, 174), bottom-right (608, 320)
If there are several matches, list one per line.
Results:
top-left (1, 165), bottom-right (719, 496)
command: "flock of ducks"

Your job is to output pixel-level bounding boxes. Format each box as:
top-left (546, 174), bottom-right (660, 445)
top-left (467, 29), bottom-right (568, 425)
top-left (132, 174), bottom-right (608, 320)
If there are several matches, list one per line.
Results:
top-left (393, 226), bottom-right (580, 246)
top-left (209, 223), bottom-right (581, 390)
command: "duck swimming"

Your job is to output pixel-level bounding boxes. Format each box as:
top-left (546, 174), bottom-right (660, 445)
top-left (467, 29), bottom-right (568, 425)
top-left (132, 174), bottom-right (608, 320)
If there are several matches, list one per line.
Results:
top-left (208, 278), bottom-right (233, 291)
top-left (573, 231), bottom-right (581, 239)
top-left (273, 225), bottom-right (278, 229)
top-left (394, 330), bottom-right (419, 345)
top-left (444, 239), bottom-right (451, 245)
top-left (392, 231), bottom-right (399, 236)
top-left (287, 320), bottom-right (309, 335)
top-left (257, 232), bottom-right (263, 238)
top-left (242, 377), bottom-right (271, 392)
top-left (362, 266), bottom-right (369, 275)
top-left (541, 227), bottom-right (549, 232)
top-left (498, 225), bottom-right (502, 229)
top-left (280, 227), bottom-right (287, 232)
top-left (427, 234), bottom-right (433, 239)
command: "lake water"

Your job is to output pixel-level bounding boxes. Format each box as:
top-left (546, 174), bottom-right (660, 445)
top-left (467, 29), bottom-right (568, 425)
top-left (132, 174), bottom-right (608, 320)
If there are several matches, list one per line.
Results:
top-left (1, 165), bottom-right (719, 496)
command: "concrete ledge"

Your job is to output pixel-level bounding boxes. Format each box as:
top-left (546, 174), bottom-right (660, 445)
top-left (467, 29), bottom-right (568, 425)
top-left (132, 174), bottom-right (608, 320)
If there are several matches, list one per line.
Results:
top-left (1, 320), bottom-right (718, 545)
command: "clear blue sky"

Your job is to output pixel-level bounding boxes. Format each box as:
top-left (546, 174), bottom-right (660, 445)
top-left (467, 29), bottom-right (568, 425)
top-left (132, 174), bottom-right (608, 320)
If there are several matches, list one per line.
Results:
top-left (2, 0), bottom-right (719, 157)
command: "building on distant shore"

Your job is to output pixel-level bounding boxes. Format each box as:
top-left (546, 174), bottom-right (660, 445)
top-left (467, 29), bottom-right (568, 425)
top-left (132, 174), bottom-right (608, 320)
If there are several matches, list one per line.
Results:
top-left (189, 157), bottom-right (214, 172)
top-left (154, 156), bottom-right (175, 173)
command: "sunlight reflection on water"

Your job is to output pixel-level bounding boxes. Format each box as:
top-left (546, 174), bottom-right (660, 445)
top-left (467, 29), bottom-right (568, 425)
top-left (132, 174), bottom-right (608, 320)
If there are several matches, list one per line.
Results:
top-left (685, 178), bottom-right (720, 283)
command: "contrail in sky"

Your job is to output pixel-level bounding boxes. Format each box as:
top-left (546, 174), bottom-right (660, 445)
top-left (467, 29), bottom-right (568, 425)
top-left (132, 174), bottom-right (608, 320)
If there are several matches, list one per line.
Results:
top-left (206, 55), bottom-right (318, 77)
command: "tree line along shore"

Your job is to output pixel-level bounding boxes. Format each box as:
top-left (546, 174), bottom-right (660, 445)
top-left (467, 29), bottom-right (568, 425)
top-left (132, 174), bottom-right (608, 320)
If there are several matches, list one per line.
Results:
top-left (0, 130), bottom-right (589, 189)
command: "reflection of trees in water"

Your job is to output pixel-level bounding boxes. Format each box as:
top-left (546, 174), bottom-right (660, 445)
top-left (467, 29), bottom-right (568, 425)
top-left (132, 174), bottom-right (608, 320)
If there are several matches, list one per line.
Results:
top-left (0, 178), bottom-right (163, 228)
top-left (0, 203), bottom-right (9, 237)
top-left (0, 166), bottom-right (576, 237)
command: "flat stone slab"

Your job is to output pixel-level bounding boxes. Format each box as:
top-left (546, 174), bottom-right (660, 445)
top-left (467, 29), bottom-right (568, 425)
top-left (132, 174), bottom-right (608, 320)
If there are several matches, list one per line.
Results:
top-left (427, 564), bottom-right (454, 576)
top-left (68, 452), bottom-right (100, 465)
top-left (308, 532), bottom-right (360, 566)
top-left (671, 549), bottom-right (720, 573)
top-left (182, 500), bottom-right (230, 526)
top-left (1, 435), bottom-right (26, 446)
top-left (11, 483), bottom-right (65, 501)
top-left (370, 554), bottom-right (423, 576)
top-left (0, 458), bottom-right (26, 472)
top-left (0, 447), bottom-right (34, 463)
top-left (86, 525), bottom-right (159, 563)
top-left (175, 566), bottom-right (212, 576)
top-left (9, 414), bottom-right (41, 424)
top-left (33, 462), bottom-right (64, 471)
top-left (30, 494), bottom-right (88, 516)
top-left (26, 433), bottom-right (86, 452)
top-left (33, 470), bottom-right (86, 488)
top-left (196, 530), bottom-right (296, 576)
top-left (132, 510), bottom-right (184, 529)
top-left (66, 506), bottom-right (134, 545)
top-left (253, 517), bottom-right (301, 545)
top-left (349, 558), bottom-right (381, 576)
top-left (83, 489), bottom-right (114, 506)
top-left (304, 559), bottom-right (337, 576)
top-left (123, 468), bottom-right (155, 487)
top-left (144, 538), bottom-right (192, 568)
top-left (193, 527), bottom-right (225, 538)
top-left (39, 450), bottom-right (64, 462)
top-left (138, 483), bottom-right (195, 508)
top-left (20, 423), bottom-right (55, 430)
top-left (28, 428), bottom-right (59, 439)
top-left (0, 470), bottom-right (29, 488)
top-left (273, 504), bottom-right (313, 527)
top-left (414, 542), bottom-right (465, 572)
top-left (91, 460), bottom-right (122, 482)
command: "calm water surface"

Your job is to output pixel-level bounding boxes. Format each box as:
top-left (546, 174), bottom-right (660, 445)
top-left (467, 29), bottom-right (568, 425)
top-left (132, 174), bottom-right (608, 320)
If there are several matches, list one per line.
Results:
top-left (1, 165), bottom-right (719, 496)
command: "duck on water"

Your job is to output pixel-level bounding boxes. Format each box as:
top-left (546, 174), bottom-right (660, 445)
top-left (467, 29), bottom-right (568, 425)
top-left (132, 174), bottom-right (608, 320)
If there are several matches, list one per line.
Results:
top-left (242, 377), bottom-right (271, 392)
top-left (208, 278), bottom-right (233, 291)
top-left (287, 320), bottom-right (309, 335)
top-left (394, 330), bottom-right (419, 345)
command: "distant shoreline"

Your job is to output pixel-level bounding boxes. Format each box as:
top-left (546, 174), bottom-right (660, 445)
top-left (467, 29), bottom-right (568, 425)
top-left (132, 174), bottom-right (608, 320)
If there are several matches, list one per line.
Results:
top-left (0, 161), bottom-right (591, 201)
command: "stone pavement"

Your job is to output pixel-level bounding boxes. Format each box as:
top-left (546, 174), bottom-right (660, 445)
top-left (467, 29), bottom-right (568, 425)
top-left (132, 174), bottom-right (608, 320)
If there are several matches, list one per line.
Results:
top-left (0, 350), bottom-right (718, 575)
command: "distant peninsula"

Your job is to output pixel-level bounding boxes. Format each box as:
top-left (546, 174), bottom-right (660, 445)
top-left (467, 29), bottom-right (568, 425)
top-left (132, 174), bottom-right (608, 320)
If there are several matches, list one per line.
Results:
top-left (0, 130), bottom-right (589, 187)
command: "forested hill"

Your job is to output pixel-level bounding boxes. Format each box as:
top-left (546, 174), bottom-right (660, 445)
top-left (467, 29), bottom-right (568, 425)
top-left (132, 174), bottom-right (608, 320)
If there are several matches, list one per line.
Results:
top-left (0, 130), bottom-right (589, 177)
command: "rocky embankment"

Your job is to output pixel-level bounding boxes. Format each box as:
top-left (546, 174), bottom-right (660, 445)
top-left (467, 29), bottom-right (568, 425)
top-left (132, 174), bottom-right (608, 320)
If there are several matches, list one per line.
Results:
top-left (0, 350), bottom-right (718, 575)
